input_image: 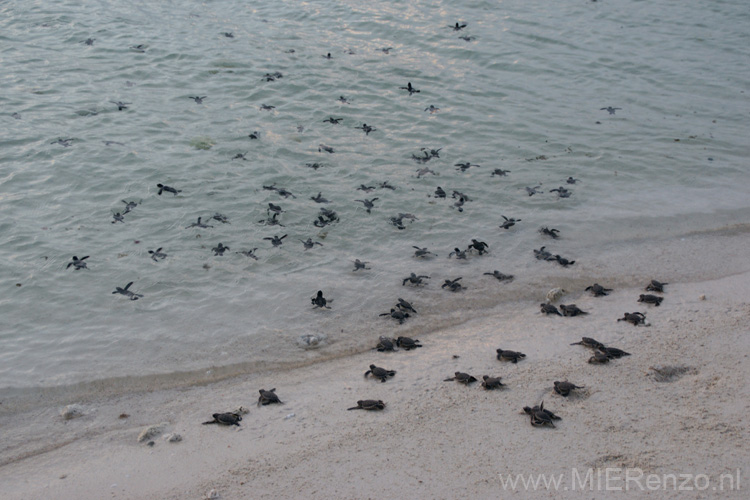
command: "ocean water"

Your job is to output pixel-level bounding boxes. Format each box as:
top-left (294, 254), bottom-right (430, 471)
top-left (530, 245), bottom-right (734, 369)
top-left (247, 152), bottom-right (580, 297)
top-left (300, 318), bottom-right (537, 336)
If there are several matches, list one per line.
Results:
top-left (1, 0), bottom-right (749, 393)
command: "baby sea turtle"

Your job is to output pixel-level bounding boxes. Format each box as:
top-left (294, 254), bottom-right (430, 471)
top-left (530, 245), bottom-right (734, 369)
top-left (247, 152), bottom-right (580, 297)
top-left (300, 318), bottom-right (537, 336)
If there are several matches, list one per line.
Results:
top-left (484, 270), bottom-right (514, 282)
top-left (202, 413), bottom-right (242, 426)
top-left (355, 123), bottom-right (376, 135)
top-left (223, 32), bottom-right (234, 38)
top-left (526, 186), bottom-right (542, 196)
top-left (263, 234), bottom-right (287, 247)
top-left (452, 197), bottom-right (466, 212)
top-left (618, 312), bottom-right (648, 326)
top-left (188, 96), bottom-right (206, 104)
top-left (318, 144), bottom-right (335, 153)
top-left (638, 294), bottom-right (663, 306)
top-left (260, 104), bottom-right (276, 111)
top-left (554, 255), bottom-right (575, 267)
top-left (67, 255), bottom-right (89, 270)
top-left (459, 35), bottom-right (475, 41)
top-left (379, 308), bottom-right (410, 324)
top-left (347, 400), bottom-right (385, 411)
top-left (403, 273), bottom-right (430, 286)
top-left (448, 248), bottom-right (467, 259)
top-left (496, 349), bottom-right (526, 363)
top-left (51, 138), bottom-right (74, 147)
top-left (550, 187), bottom-right (571, 198)
top-left (449, 22), bottom-right (468, 31)
top-left (157, 183), bottom-right (181, 196)
top-left (499, 216), bottom-right (521, 229)
top-left (380, 47), bottom-right (393, 54)
top-left (300, 238), bottom-right (323, 250)
top-left (323, 117), bottom-right (343, 124)
top-left (646, 280), bottom-right (667, 293)
top-left (539, 227), bottom-right (560, 239)
top-left (110, 101), bottom-right (131, 111)
top-left (379, 181), bottom-right (396, 190)
top-left (364, 365), bottom-right (396, 382)
top-left (395, 337), bottom-right (422, 350)
top-left (434, 187), bottom-right (447, 198)
top-left (322, 52), bottom-right (333, 59)
top-left (396, 298), bottom-right (417, 314)
top-left (375, 336), bottom-right (396, 352)
top-left (311, 192), bottom-right (330, 203)
top-left (112, 213), bottom-right (125, 224)
top-left (442, 277), bottom-right (463, 292)
top-left (186, 217), bottom-right (213, 229)
top-left (356, 185), bottom-right (376, 193)
top-left (311, 290), bottom-right (331, 309)
top-left (122, 200), bottom-right (138, 214)
top-left (259, 213), bottom-right (285, 227)
top-left (491, 168), bottom-right (511, 177)
top-left (541, 303), bottom-right (562, 316)
top-left (534, 246), bottom-right (553, 260)
top-left (112, 281), bottom-right (143, 300)
top-left (425, 105), bottom-right (440, 113)
top-left (148, 248), bottom-right (167, 261)
top-left (248, 131), bottom-right (260, 140)
top-left (444, 372), bottom-right (477, 384)
top-left (570, 337), bottom-right (605, 350)
top-left (600, 107), bottom-right (621, 115)
top-left (399, 82), bottom-right (420, 95)
top-left (258, 388), bottom-right (283, 406)
top-left (81, 38), bottom-right (95, 46)
top-left (525, 402), bottom-right (559, 427)
top-left (353, 259), bottom-right (370, 271)
top-left (413, 246), bottom-right (437, 258)
top-left (468, 239), bottom-right (489, 255)
top-left (481, 376), bottom-right (506, 390)
top-left (267, 203), bottom-right (284, 215)
top-left (560, 304), bottom-right (588, 317)
top-left (212, 213), bottom-right (230, 224)
top-left (553, 381), bottom-right (584, 397)
top-left (415, 167), bottom-right (438, 177)
top-left (600, 346), bottom-right (631, 358)
top-left (566, 176), bottom-right (579, 184)
top-left (585, 284), bottom-right (612, 297)
top-left (588, 350), bottom-right (610, 364)
top-left (232, 152), bottom-right (248, 161)
top-left (355, 198), bottom-right (379, 213)
top-left (455, 162), bottom-right (480, 172)
top-left (236, 248), bottom-right (259, 260)
top-left (212, 243), bottom-right (229, 256)
top-left (338, 95), bottom-right (350, 104)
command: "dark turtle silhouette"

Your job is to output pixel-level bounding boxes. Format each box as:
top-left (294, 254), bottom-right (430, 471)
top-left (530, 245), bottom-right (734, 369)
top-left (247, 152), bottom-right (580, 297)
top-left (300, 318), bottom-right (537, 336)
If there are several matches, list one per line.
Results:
top-left (600, 107), bottom-right (621, 115)
top-left (452, 197), bottom-right (466, 212)
top-left (232, 152), bottom-right (248, 161)
top-left (157, 183), bottom-right (181, 196)
top-left (375, 336), bottom-right (396, 352)
top-left (323, 117), bottom-right (343, 124)
top-left (148, 248), bottom-right (167, 261)
top-left (525, 402), bottom-right (559, 427)
top-left (455, 162), bottom-right (480, 172)
top-left (566, 176), bottom-right (579, 184)
top-left (526, 186), bottom-right (542, 196)
top-left (300, 238), bottom-right (323, 250)
top-left (258, 388), bottom-right (283, 406)
top-left (318, 144), bottom-right (334, 153)
top-left (638, 294), bottom-right (663, 306)
top-left (51, 138), bottom-right (74, 147)
top-left (618, 312), bottom-right (647, 326)
top-left (259, 213), bottom-right (285, 227)
top-left (379, 181), bottom-right (396, 190)
top-left (399, 82), bottom-right (420, 95)
top-left (500, 216), bottom-right (521, 229)
top-left (442, 277), bottom-right (463, 292)
top-left (264, 234), bottom-right (287, 247)
top-left (539, 227), bottom-right (560, 239)
top-left (459, 35), bottom-right (475, 41)
top-left (403, 273), bottom-right (430, 286)
top-left (122, 200), bottom-right (138, 214)
top-left (260, 104), bottom-right (275, 111)
top-left (570, 337), bottom-right (605, 350)
top-left (560, 304), bottom-right (588, 317)
top-left (267, 203), bottom-right (284, 215)
top-left (212, 243), bottom-right (229, 256)
top-left (379, 47), bottom-right (393, 54)
top-left (111, 213), bottom-right (125, 224)
top-left (484, 270), bottom-right (514, 282)
top-left (236, 248), bottom-right (259, 260)
top-left (212, 213), bottom-right (230, 224)
top-left (322, 52), bottom-right (332, 59)
top-left (646, 280), bottom-right (668, 293)
top-left (496, 349), bottom-right (526, 363)
top-left (356, 184), bottom-right (376, 193)
top-left (338, 96), bottom-right (350, 104)
top-left (588, 350), bottom-right (610, 364)
top-left (185, 217), bottom-right (213, 229)
top-left (311, 192), bottom-right (330, 203)
top-left (468, 239), bottom-right (489, 255)
top-left (202, 413), bottom-right (241, 426)
top-left (364, 365), bottom-right (396, 383)
top-left (554, 381), bottom-right (584, 397)
top-left (311, 290), bottom-right (331, 309)
top-left (448, 248), bottom-right (467, 259)
top-left (434, 186), bottom-right (447, 198)
top-left (379, 308), bottom-right (409, 324)
top-left (541, 303), bottom-right (562, 316)
top-left (534, 246), bottom-right (553, 260)
top-left (550, 187), bottom-right (571, 198)
top-left (413, 246), bottom-right (437, 258)
top-left (425, 105), bottom-right (440, 113)
top-left (130, 44), bottom-right (147, 52)
top-left (112, 281), bottom-right (142, 300)
top-left (554, 255), bottom-right (575, 267)
top-left (81, 38), bottom-right (95, 46)
top-left (355, 198), bottom-right (379, 213)
top-left (67, 256), bottom-right (89, 270)
top-left (222, 32), bottom-right (234, 38)
top-left (482, 375), bottom-right (505, 390)
top-left (353, 259), bottom-right (370, 271)
top-left (110, 101), bottom-right (131, 111)
top-left (355, 123), bottom-right (376, 135)
top-left (585, 284), bottom-right (612, 297)
top-left (395, 337), bottom-right (422, 350)
top-left (103, 140), bottom-right (125, 146)
top-left (444, 372), bottom-right (477, 384)
top-left (600, 346), bottom-right (631, 358)
top-left (415, 167), bottom-right (438, 177)
top-left (396, 298), bottom-right (417, 314)
top-left (188, 96), bottom-right (206, 104)
top-left (491, 168), bottom-right (511, 177)
top-left (263, 185), bottom-right (295, 199)
top-left (347, 400), bottom-right (385, 411)
top-left (449, 22), bottom-right (467, 31)
top-left (248, 131), bottom-right (260, 140)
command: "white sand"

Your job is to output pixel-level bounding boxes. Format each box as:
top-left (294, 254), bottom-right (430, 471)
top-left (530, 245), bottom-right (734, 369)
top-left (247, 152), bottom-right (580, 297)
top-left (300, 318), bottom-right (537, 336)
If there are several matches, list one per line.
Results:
top-left (2, 243), bottom-right (750, 499)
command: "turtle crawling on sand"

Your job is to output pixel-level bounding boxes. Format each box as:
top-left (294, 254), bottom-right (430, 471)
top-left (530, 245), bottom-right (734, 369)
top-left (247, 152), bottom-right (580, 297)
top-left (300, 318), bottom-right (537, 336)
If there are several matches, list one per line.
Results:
top-left (638, 294), bottom-right (663, 306)
top-left (560, 304), bottom-right (588, 317)
top-left (600, 346), bottom-right (631, 358)
top-left (379, 308), bottom-right (410, 324)
top-left (444, 372), bottom-right (477, 384)
top-left (258, 388), bottom-right (283, 406)
top-left (618, 312), bottom-right (648, 326)
top-left (347, 400), bottom-right (385, 411)
top-left (524, 402), bottom-right (560, 427)
top-left (585, 283), bottom-right (613, 297)
top-left (364, 364), bottom-right (396, 382)
top-left (375, 336), bottom-right (397, 352)
top-left (496, 349), bottom-right (526, 363)
top-left (646, 280), bottom-right (667, 293)
top-left (482, 375), bottom-right (506, 390)
top-left (202, 413), bottom-right (242, 426)
top-left (553, 381), bottom-right (584, 397)
top-left (588, 350), bottom-right (611, 364)
top-left (541, 303), bottom-right (563, 316)
top-left (395, 336), bottom-right (422, 350)
top-left (570, 337), bottom-right (605, 350)
top-left (484, 270), bottom-right (514, 282)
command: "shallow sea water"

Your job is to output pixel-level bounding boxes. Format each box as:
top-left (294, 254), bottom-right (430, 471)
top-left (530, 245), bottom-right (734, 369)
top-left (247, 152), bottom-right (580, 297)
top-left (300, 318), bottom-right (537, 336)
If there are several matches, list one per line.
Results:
top-left (1, 0), bottom-right (749, 392)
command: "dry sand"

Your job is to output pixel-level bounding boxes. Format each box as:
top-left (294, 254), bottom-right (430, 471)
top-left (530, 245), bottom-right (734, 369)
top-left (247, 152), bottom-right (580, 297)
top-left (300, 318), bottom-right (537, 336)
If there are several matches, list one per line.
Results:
top-left (2, 247), bottom-right (750, 499)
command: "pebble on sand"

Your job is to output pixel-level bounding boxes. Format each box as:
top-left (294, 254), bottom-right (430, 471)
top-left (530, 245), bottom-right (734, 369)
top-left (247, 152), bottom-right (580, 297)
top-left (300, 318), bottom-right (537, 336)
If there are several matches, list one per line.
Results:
top-left (137, 422), bottom-right (169, 442)
top-left (60, 404), bottom-right (85, 420)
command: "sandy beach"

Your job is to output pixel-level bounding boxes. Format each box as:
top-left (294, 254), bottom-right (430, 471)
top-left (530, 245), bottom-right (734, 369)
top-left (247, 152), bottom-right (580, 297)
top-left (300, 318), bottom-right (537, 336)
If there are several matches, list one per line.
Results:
top-left (2, 230), bottom-right (749, 500)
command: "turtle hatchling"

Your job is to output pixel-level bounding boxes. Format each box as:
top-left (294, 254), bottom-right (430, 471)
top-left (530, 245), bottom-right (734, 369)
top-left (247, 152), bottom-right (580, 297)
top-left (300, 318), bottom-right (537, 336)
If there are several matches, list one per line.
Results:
top-left (347, 400), bottom-right (385, 411)
top-left (541, 303), bottom-right (563, 316)
top-left (585, 283), bottom-right (613, 297)
top-left (553, 381), bottom-right (584, 397)
top-left (482, 375), bottom-right (506, 390)
top-left (496, 349), bottom-right (526, 363)
top-left (364, 364), bottom-right (396, 383)
top-left (646, 280), bottom-right (667, 293)
top-left (258, 388), bottom-right (283, 406)
top-left (202, 412), bottom-right (242, 426)
top-left (560, 304), bottom-right (588, 317)
top-left (618, 312), bottom-right (648, 326)
top-left (375, 336), bottom-right (396, 352)
top-left (395, 336), bottom-right (422, 350)
top-left (444, 372), bottom-right (477, 384)
top-left (638, 294), bottom-right (663, 306)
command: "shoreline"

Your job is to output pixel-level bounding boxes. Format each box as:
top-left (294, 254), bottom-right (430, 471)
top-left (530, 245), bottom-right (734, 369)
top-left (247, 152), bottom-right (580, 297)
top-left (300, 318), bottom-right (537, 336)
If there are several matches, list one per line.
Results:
top-left (1, 264), bottom-right (749, 498)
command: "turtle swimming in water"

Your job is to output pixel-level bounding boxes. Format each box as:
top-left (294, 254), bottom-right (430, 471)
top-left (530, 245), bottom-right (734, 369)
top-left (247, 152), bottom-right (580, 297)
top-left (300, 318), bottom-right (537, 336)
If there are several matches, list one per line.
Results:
top-left (600, 106), bottom-right (621, 115)
top-left (121, 200), bottom-right (138, 214)
top-left (148, 247), bottom-right (167, 261)
top-left (540, 303), bottom-right (563, 316)
top-left (300, 238), bottom-right (323, 250)
top-left (560, 304), bottom-right (588, 317)
top-left (402, 273), bottom-right (430, 286)
top-left (353, 259), bottom-right (370, 271)
top-left (157, 183), bottom-right (181, 196)
top-left (258, 388), bottom-right (283, 406)
top-left (395, 336), bottom-right (422, 350)
top-left (355, 198), bottom-right (379, 213)
top-left (212, 243), bottom-right (229, 256)
top-left (311, 192), bottom-right (330, 203)
top-left (481, 375), bottom-right (506, 390)
top-left (413, 246), bottom-right (437, 258)
top-left (375, 336), bottom-right (396, 352)
top-left (396, 298), bottom-right (417, 314)
top-left (355, 123), bottom-right (377, 135)
top-left (553, 255), bottom-right (575, 267)
top-left (525, 186), bottom-right (542, 196)
top-left (570, 337), bottom-right (605, 350)
top-left (202, 413), bottom-right (242, 426)
top-left (236, 248), bottom-right (259, 260)
top-left (585, 284), bottom-right (612, 297)
top-left (646, 280), bottom-right (668, 293)
top-left (364, 364), bottom-right (396, 383)
top-left (484, 270), bottom-right (514, 282)
top-left (112, 212), bottom-right (125, 224)
top-left (618, 311), bottom-right (648, 326)
top-left (112, 281), bottom-right (143, 300)
top-left (638, 294), bottom-right (663, 306)
top-left (263, 234), bottom-right (287, 247)
top-left (311, 290), bottom-right (331, 309)
top-left (549, 187), bottom-right (571, 198)
top-left (399, 82), bottom-right (420, 95)
top-left (534, 246), bottom-right (553, 261)
top-left (553, 381), bottom-right (584, 397)
top-left (448, 248), bottom-right (467, 260)
top-left (379, 308), bottom-right (409, 324)
top-left (496, 349), bottom-right (526, 363)
top-left (468, 239), bottom-right (489, 255)
top-left (188, 96), bottom-right (207, 104)
top-left (347, 400), bottom-right (386, 411)
top-left (67, 255), bottom-right (89, 270)
top-left (539, 227), bottom-right (560, 239)
top-left (444, 372), bottom-right (477, 384)
top-left (185, 217), bottom-right (213, 229)
top-left (499, 216), bottom-right (521, 229)
top-left (442, 277), bottom-right (463, 292)
top-left (491, 168), bottom-right (511, 177)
